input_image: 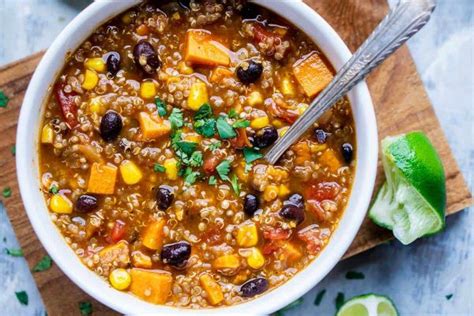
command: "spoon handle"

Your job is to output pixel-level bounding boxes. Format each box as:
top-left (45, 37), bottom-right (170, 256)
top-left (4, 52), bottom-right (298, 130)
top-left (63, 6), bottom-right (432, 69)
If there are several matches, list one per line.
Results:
top-left (265, 0), bottom-right (436, 164)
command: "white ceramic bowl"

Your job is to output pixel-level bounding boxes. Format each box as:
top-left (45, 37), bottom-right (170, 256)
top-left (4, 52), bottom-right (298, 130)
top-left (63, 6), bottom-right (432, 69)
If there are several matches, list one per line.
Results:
top-left (17, 0), bottom-right (378, 314)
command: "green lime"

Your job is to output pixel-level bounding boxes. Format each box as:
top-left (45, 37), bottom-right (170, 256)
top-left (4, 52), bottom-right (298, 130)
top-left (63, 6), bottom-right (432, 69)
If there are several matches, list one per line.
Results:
top-left (369, 131), bottom-right (446, 245)
top-left (336, 294), bottom-right (398, 316)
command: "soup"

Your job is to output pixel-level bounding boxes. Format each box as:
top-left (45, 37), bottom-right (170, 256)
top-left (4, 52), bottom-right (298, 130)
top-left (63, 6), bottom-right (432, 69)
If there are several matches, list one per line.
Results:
top-left (39, 0), bottom-right (355, 308)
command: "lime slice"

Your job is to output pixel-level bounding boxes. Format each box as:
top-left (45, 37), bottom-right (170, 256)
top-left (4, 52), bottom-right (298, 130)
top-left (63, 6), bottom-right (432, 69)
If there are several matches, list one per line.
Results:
top-left (336, 294), bottom-right (398, 316)
top-left (369, 131), bottom-right (446, 245)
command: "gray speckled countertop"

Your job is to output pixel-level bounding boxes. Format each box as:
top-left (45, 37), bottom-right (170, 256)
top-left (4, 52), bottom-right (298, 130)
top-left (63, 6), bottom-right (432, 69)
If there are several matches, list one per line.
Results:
top-left (0, 0), bottom-right (472, 315)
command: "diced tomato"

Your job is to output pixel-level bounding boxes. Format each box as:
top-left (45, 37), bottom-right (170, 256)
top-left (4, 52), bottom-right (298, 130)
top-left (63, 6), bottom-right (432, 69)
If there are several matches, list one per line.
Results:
top-left (203, 151), bottom-right (224, 174)
top-left (305, 182), bottom-right (341, 201)
top-left (230, 128), bottom-right (252, 149)
top-left (297, 224), bottom-right (329, 255)
top-left (269, 101), bottom-right (299, 124)
top-left (200, 226), bottom-right (223, 245)
top-left (252, 23), bottom-right (279, 44)
top-left (263, 226), bottom-right (291, 240)
top-left (307, 199), bottom-right (328, 222)
top-left (262, 241), bottom-right (279, 255)
top-left (109, 220), bottom-right (127, 243)
top-left (54, 83), bottom-right (79, 129)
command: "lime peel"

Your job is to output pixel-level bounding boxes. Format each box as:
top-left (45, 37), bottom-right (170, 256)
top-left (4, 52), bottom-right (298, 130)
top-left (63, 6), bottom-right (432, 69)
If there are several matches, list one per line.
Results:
top-left (336, 293), bottom-right (398, 316)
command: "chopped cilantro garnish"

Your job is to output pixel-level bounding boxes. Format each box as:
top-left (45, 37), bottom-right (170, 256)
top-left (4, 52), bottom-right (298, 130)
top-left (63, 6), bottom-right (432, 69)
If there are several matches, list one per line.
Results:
top-left (194, 118), bottom-right (216, 138)
top-left (0, 91), bottom-right (9, 108)
top-left (345, 271), bottom-right (365, 280)
top-left (2, 187), bottom-right (11, 198)
top-left (314, 289), bottom-right (326, 306)
top-left (228, 108), bottom-right (238, 119)
top-left (189, 151), bottom-right (203, 167)
top-left (216, 160), bottom-right (231, 181)
top-left (49, 185), bottom-right (59, 194)
top-left (10, 144), bottom-right (15, 156)
top-left (230, 174), bottom-right (240, 195)
top-left (232, 119), bottom-right (250, 129)
top-left (155, 98), bottom-right (167, 117)
top-left (176, 141), bottom-right (198, 156)
top-left (244, 162), bottom-right (253, 174)
top-left (169, 108), bottom-right (184, 129)
top-left (445, 294), bottom-right (453, 300)
top-left (15, 291), bottom-right (28, 306)
top-left (208, 140), bottom-right (222, 152)
top-left (335, 292), bottom-right (345, 311)
top-left (79, 301), bottom-right (93, 315)
top-left (184, 168), bottom-right (200, 185)
top-left (5, 248), bottom-right (23, 257)
top-left (243, 147), bottom-right (263, 164)
top-left (275, 297), bottom-right (304, 315)
top-left (194, 103), bottom-right (213, 120)
top-left (208, 176), bottom-right (217, 186)
top-left (32, 255), bottom-right (52, 272)
top-left (153, 164), bottom-right (166, 173)
top-left (216, 116), bottom-right (236, 139)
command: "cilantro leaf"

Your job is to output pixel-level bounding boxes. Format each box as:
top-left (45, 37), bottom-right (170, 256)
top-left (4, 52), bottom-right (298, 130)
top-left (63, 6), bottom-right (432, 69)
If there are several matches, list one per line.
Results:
top-left (79, 301), bottom-right (93, 316)
top-left (15, 291), bottom-right (28, 306)
top-left (243, 147), bottom-right (263, 164)
top-left (314, 289), bottom-right (326, 306)
top-left (49, 185), bottom-right (59, 195)
top-left (208, 140), bottom-right (222, 151)
top-left (5, 248), bottom-right (24, 257)
top-left (155, 98), bottom-right (167, 117)
top-left (11, 144), bottom-right (15, 156)
top-left (169, 108), bottom-right (184, 129)
top-left (32, 255), bottom-right (52, 272)
top-left (184, 170), bottom-right (200, 185)
top-left (345, 271), bottom-right (365, 280)
top-left (232, 119), bottom-right (250, 129)
top-left (216, 116), bottom-right (236, 139)
top-left (335, 292), bottom-right (345, 311)
top-left (216, 160), bottom-right (231, 181)
top-left (176, 141), bottom-right (197, 156)
top-left (2, 187), bottom-right (12, 198)
top-left (194, 103), bottom-right (213, 120)
top-left (230, 174), bottom-right (240, 195)
top-left (228, 108), bottom-right (238, 119)
top-left (153, 164), bottom-right (166, 173)
top-left (208, 176), bottom-right (217, 185)
top-left (445, 294), bottom-right (453, 300)
top-left (194, 118), bottom-right (216, 138)
top-left (0, 91), bottom-right (9, 108)
top-left (189, 151), bottom-right (203, 167)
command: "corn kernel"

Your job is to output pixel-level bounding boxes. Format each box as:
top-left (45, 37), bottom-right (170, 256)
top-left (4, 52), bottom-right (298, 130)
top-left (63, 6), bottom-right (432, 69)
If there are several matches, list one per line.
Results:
top-left (41, 125), bottom-right (54, 144)
top-left (172, 12), bottom-right (181, 21)
top-left (199, 274), bottom-right (224, 305)
top-left (213, 254), bottom-right (240, 269)
top-left (178, 61), bottom-right (193, 75)
top-left (250, 116), bottom-right (269, 130)
top-left (297, 103), bottom-right (309, 115)
top-left (263, 185), bottom-right (279, 202)
top-left (247, 248), bottom-right (265, 269)
top-left (140, 81), bottom-right (157, 99)
top-left (49, 194), bottom-right (73, 214)
top-left (278, 184), bottom-right (290, 198)
top-left (188, 81), bottom-right (208, 111)
top-left (280, 76), bottom-right (296, 97)
top-left (236, 222), bottom-right (258, 247)
top-left (109, 268), bottom-right (131, 291)
top-left (136, 24), bottom-right (150, 36)
top-left (279, 126), bottom-right (289, 137)
top-left (247, 91), bottom-right (263, 106)
top-left (88, 97), bottom-right (106, 114)
top-left (82, 69), bottom-right (99, 90)
top-left (85, 58), bottom-right (106, 73)
top-left (272, 119), bottom-right (285, 129)
top-left (184, 133), bottom-right (202, 143)
top-left (132, 251), bottom-right (152, 269)
top-left (119, 160), bottom-right (143, 185)
top-left (164, 158), bottom-right (178, 180)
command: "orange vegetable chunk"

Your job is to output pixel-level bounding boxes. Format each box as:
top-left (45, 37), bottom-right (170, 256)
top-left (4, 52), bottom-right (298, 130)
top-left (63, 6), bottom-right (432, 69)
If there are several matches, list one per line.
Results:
top-left (138, 112), bottom-right (171, 140)
top-left (184, 29), bottom-right (230, 67)
top-left (142, 218), bottom-right (166, 251)
top-left (199, 274), bottom-right (224, 305)
top-left (210, 66), bottom-right (234, 83)
top-left (293, 52), bottom-right (334, 97)
top-left (87, 162), bottom-right (118, 194)
top-left (129, 269), bottom-right (173, 304)
top-left (320, 148), bottom-right (342, 172)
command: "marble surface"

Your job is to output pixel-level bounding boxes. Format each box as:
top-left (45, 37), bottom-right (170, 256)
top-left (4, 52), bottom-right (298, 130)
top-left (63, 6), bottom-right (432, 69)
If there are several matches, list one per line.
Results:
top-left (0, 0), bottom-right (472, 315)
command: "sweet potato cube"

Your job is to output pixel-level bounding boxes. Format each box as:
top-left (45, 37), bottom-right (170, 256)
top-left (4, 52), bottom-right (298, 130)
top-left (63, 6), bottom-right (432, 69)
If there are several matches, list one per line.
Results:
top-left (142, 219), bottom-right (166, 251)
top-left (210, 67), bottom-right (234, 83)
top-left (279, 242), bottom-right (302, 264)
top-left (98, 240), bottom-right (130, 269)
top-left (138, 112), bottom-right (171, 140)
top-left (129, 269), bottom-right (173, 304)
top-left (320, 149), bottom-right (342, 172)
top-left (212, 254), bottom-right (240, 270)
top-left (87, 162), bottom-right (117, 194)
top-left (293, 52), bottom-right (334, 97)
top-left (200, 274), bottom-right (224, 305)
top-left (184, 30), bottom-right (230, 67)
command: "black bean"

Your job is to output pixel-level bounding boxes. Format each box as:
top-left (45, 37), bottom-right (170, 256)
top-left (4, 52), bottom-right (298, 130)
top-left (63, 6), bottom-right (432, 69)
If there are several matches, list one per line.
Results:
top-left (100, 111), bottom-right (123, 142)
top-left (156, 185), bottom-right (174, 210)
top-left (75, 195), bottom-right (98, 213)
top-left (279, 204), bottom-right (305, 225)
top-left (161, 241), bottom-right (191, 267)
top-left (341, 143), bottom-right (353, 164)
top-left (133, 40), bottom-right (161, 75)
top-left (251, 126), bottom-right (278, 149)
top-left (240, 3), bottom-right (261, 20)
top-left (240, 277), bottom-right (268, 297)
top-left (314, 129), bottom-right (328, 144)
top-left (106, 52), bottom-right (121, 76)
top-left (237, 60), bottom-right (263, 84)
top-left (243, 194), bottom-right (259, 216)
top-left (287, 193), bottom-right (304, 208)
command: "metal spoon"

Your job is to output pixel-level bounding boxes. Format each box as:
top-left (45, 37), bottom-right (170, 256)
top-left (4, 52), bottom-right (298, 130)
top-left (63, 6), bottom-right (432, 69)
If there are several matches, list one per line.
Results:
top-left (265, 0), bottom-right (436, 164)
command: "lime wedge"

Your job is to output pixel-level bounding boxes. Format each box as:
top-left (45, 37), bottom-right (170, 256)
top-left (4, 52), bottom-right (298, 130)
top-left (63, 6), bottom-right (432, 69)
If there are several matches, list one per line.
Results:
top-left (336, 294), bottom-right (398, 316)
top-left (369, 131), bottom-right (446, 245)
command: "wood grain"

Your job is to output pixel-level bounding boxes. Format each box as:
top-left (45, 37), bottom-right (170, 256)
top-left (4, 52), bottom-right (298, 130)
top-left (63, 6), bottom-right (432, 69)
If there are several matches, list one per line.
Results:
top-left (0, 0), bottom-right (471, 314)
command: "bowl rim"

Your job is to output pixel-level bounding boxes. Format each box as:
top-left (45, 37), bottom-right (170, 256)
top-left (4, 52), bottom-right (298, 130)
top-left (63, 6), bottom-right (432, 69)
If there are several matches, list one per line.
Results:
top-left (16, 0), bottom-right (378, 314)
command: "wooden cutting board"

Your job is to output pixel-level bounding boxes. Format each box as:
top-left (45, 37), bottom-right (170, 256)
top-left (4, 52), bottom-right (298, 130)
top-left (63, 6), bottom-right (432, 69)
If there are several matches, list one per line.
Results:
top-left (0, 0), bottom-right (471, 315)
